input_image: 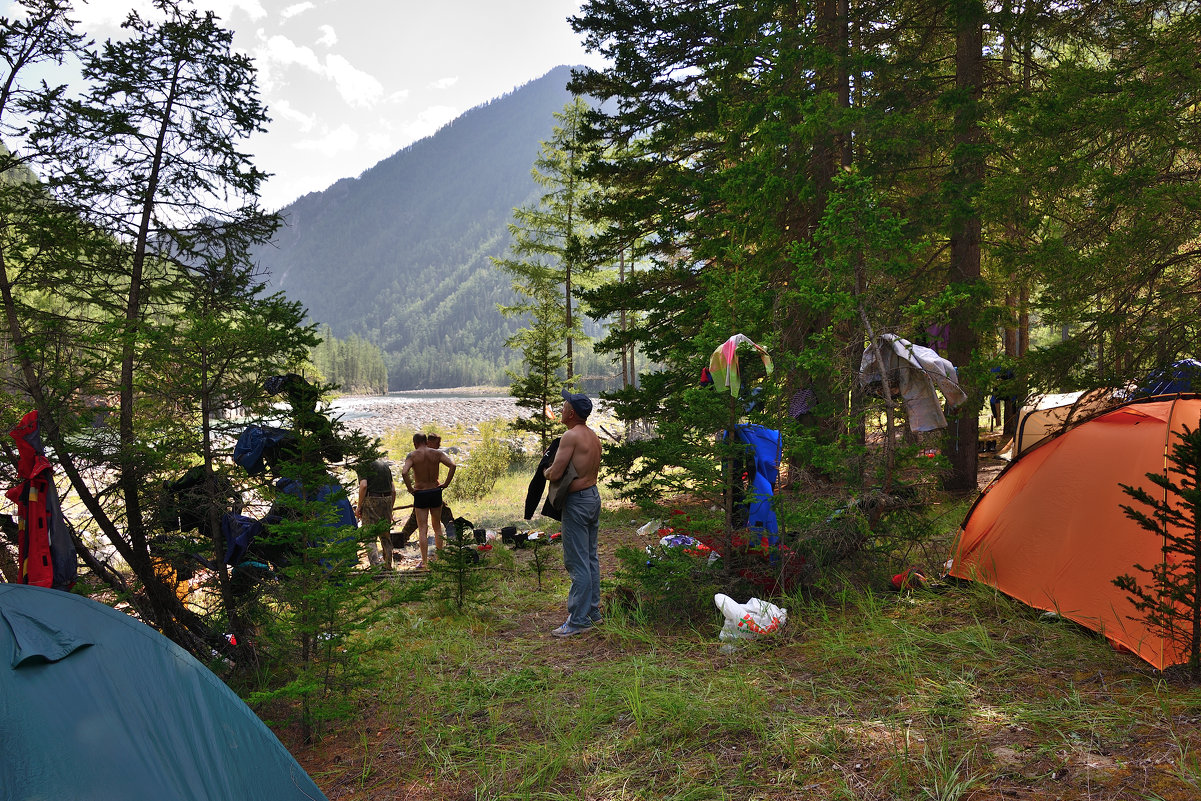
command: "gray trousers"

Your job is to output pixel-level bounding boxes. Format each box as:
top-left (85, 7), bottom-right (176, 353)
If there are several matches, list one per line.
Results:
top-left (561, 486), bottom-right (601, 627)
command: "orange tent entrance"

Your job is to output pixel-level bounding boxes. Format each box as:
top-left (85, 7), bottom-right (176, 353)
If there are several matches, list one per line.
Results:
top-left (950, 395), bottom-right (1201, 670)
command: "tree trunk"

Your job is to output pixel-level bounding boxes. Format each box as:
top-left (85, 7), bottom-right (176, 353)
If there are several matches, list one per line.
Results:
top-left (943, 0), bottom-right (985, 492)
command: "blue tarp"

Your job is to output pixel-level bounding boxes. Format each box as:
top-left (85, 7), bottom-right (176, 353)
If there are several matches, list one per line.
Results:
top-left (733, 424), bottom-right (781, 536)
top-left (232, 425), bottom-right (295, 476)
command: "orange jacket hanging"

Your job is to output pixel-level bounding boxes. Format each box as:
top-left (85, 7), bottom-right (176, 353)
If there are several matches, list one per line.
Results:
top-left (6, 410), bottom-right (76, 590)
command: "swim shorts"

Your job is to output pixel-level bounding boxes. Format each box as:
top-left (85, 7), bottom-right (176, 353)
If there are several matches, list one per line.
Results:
top-left (412, 487), bottom-right (443, 509)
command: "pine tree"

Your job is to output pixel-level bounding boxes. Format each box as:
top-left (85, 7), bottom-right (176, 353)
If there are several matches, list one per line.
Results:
top-left (1117, 421), bottom-right (1201, 680)
top-left (569, 1), bottom-right (866, 505)
top-left (0, 0), bottom-right (309, 665)
top-left (245, 387), bottom-right (385, 743)
top-left (496, 97), bottom-right (603, 444)
top-left (427, 518), bottom-right (495, 614)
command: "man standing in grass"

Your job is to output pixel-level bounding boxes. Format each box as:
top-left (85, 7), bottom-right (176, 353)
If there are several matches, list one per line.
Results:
top-left (356, 458), bottom-right (397, 569)
top-left (544, 389), bottom-right (603, 637)
top-left (402, 433), bottom-right (456, 568)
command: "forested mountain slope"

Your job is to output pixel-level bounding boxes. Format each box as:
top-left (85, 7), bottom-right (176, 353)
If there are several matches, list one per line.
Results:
top-left (253, 66), bottom-right (579, 389)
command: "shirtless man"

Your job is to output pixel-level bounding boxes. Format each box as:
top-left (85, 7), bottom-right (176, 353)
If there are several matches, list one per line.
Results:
top-left (401, 432), bottom-right (456, 568)
top-left (543, 389), bottom-right (603, 637)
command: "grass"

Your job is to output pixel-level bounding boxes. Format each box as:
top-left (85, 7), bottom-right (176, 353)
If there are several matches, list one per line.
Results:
top-left (272, 456), bottom-right (1201, 800)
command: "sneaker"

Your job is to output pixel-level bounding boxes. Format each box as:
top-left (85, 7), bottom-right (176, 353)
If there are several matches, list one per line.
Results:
top-left (551, 622), bottom-right (591, 637)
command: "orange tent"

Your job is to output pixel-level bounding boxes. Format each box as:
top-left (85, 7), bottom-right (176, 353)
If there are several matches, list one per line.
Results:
top-left (950, 396), bottom-right (1201, 670)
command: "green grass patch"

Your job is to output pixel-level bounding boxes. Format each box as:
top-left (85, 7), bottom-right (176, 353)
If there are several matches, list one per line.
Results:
top-left (272, 497), bottom-right (1201, 801)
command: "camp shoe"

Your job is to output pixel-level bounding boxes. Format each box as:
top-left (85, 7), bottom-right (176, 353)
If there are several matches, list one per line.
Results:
top-left (551, 622), bottom-right (591, 638)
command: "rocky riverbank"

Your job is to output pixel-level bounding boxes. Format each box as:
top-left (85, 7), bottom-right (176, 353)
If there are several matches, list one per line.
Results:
top-left (329, 391), bottom-right (623, 446)
top-left (330, 395), bottom-right (528, 439)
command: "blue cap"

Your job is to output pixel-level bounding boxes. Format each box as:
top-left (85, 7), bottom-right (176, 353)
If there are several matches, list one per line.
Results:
top-left (561, 389), bottom-right (593, 419)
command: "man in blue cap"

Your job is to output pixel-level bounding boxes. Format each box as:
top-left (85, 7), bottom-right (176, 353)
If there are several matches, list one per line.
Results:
top-left (543, 388), bottom-right (603, 636)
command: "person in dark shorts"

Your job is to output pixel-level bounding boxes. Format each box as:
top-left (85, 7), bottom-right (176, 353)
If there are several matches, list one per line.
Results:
top-left (412, 486), bottom-right (442, 509)
top-left (401, 432), bottom-right (456, 568)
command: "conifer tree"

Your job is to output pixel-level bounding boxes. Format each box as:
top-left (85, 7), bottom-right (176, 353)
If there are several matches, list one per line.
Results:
top-left (427, 518), bottom-right (495, 614)
top-left (1117, 421), bottom-right (1201, 680)
top-left (246, 387), bottom-right (384, 743)
top-left (0, 0), bottom-right (312, 664)
top-left (496, 97), bottom-right (603, 443)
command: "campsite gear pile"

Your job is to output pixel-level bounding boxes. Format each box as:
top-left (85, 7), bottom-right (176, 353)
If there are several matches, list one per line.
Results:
top-left (891, 567), bottom-right (928, 591)
top-left (0, 584), bottom-right (328, 800)
top-left (498, 525), bottom-right (559, 549)
top-left (647, 510), bottom-right (805, 595)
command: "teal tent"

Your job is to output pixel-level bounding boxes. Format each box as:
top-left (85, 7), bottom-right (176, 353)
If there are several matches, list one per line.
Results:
top-left (0, 584), bottom-right (327, 800)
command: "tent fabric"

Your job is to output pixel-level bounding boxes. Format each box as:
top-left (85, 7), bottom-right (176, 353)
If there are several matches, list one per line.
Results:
top-left (1135, 359), bottom-right (1201, 398)
top-left (950, 396), bottom-right (1201, 670)
top-left (1009, 388), bottom-right (1118, 458)
top-left (0, 584), bottom-right (327, 800)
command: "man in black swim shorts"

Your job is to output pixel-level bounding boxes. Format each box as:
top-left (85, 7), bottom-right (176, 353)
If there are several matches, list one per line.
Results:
top-left (412, 486), bottom-right (442, 509)
top-left (401, 433), bottom-right (456, 567)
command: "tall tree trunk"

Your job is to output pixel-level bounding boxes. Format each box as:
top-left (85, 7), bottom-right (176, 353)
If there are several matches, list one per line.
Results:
top-left (943, 0), bottom-right (985, 492)
top-left (619, 247), bottom-right (629, 389)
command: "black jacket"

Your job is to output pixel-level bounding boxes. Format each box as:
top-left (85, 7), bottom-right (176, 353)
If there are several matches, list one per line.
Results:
top-left (524, 438), bottom-right (563, 521)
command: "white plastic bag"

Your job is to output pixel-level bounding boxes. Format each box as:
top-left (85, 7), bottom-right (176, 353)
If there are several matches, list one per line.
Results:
top-left (636, 519), bottom-right (662, 537)
top-left (714, 593), bottom-right (787, 641)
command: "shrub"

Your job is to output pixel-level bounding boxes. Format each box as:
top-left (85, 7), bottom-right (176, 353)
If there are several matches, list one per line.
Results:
top-left (614, 541), bottom-right (726, 624)
top-left (428, 518), bottom-right (496, 614)
top-left (1116, 420), bottom-right (1201, 679)
top-left (448, 421), bottom-right (516, 502)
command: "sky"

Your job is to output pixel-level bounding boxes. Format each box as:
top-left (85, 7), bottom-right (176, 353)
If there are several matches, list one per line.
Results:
top-left (4, 0), bottom-right (606, 210)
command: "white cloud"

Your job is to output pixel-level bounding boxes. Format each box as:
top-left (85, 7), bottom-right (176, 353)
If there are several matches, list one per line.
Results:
top-left (71, 0), bottom-right (156, 28)
top-left (280, 2), bottom-right (314, 20)
top-left (254, 33), bottom-right (321, 92)
top-left (429, 76), bottom-right (460, 90)
top-left (255, 34), bottom-right (381, 108)
top-left (386, 89), bottom-right (412, 104)
top-left (316, 24), bottom-right (337, 47)
top-left (365, 131), bottom-right (393, 153)
top-left (295, 124), bottom-right (360, 154)
top-left (324, 53), bottom-right (384, 108)
top-left (207, 0), bottom-right (268, 21)
top-left (259, 34), bottom-right (323, 72)
top-left (268, 98), bottom-right (317, 133)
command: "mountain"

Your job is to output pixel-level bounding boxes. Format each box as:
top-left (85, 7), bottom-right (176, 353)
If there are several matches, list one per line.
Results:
top-left (253, 66), bottom-right (580, 390)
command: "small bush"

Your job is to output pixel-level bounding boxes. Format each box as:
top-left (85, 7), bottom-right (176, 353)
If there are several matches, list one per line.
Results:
top-left (428, 519), bottom-right (496, 614)
top-left (614, 543), bottom-right (724, 623)
top-left (448, 421), bottom-right (516, 503)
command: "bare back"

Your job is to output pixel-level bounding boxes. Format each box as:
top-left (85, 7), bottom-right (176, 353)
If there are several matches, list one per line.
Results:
top-left (402, 446), bottom-right (455, 491)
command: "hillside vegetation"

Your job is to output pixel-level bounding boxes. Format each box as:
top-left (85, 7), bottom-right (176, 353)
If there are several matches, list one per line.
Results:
top-left (253, 67), bottom-right (582, 389)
